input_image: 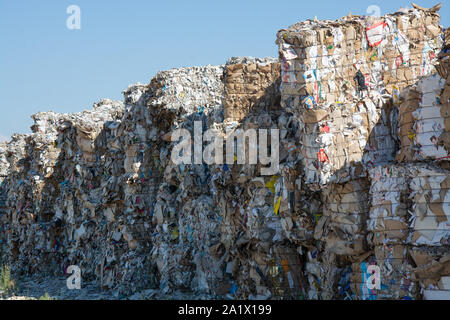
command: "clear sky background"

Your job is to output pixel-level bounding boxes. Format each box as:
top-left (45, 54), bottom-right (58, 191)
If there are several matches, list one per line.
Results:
top-left (0, 0), bottom-right (448, 141)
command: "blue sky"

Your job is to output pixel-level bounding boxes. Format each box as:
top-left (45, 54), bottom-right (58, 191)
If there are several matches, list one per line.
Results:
top-left (0, 0), bottom-right (448, 141)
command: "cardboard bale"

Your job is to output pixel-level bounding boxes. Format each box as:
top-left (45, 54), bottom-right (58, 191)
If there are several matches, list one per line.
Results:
top-left (224, 57), bottom-right (280, 122)
top-left (396, 65), bottom-right (449, 162)
top-left (408, 164), bottom-right (450, 246)
top-left (409, 245), bottom-right (450, 298)
top-left (305, 247), bottom-right (354, 300)
top-left (317, 179), bottom-right (370, 255)
top-left (368, 165), bottom-right (410, 246)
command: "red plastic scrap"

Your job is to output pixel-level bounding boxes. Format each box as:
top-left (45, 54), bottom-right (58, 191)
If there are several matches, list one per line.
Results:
top-left (320, 124), bottom-right (330, 133)
top-left (395, 55), bottom-right (403, 68)
top-left (317, 149), bottom-right (329, 162)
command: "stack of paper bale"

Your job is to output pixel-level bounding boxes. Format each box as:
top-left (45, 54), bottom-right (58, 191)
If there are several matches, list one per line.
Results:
top-left (210, 151), bottom-right (309, 299)
top-left (131, 57), bottom-right (311, 299)
top-left (358, 163), bottom-right (449, 300)
top-left (305, 244), bottom-right (360, 300)
top-left (350, 55), bottom-right (449, 300)
top-left (50, 100), bottom-right (143, 295)
top-left (1, 4), bottom-right (449, 300)
top-left (154, 61), bottom-right (308, 299)
top-left (361, 35), bottom-right (449, 300)
top-left (276, 4), bottom-right (443, 188)
top-left (304, 178), bottom-right (370, 300)
top-left (363, 164), bottom-right (418, 299)
top-left (274, 3), bottom-right (447, 301)
top-left (359, 51), bottom-right (449, 300)
top-left (143, 66), bottom-right (227, 296)
top-left (3, 101), bottom-right (127, 283)
top-left (209, 56), bottom-right (315, 299)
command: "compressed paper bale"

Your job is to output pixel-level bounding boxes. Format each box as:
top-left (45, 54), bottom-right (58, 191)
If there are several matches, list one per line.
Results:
top-left (305, 247), bottom-right (353, 300)
top-left (318, 179), bottom-right (370, 255)
top-left (396, 68), bottom-right (449, 162)
top-left (368, 164), bottom-right (410, 246)
top-left (409, 246), bottom-right (450, 294)
top-left (223, 57), bottom-right (280, 121)
top-left (350, 251), bottom-right (376, 300)
top-left (211, 158), bottom-right (312, 299)
top-left (350, 245), bottom-right (418, 300)
top-left (147, 65), bottom-right (225, 116)
top-left (151, 192), bottom-right (226, 295)
top-left (232, 244), bottom-right (307, 300)
top-left (373, 244), bottom-right (418, 300)
top-left (408, 164), bottom-right (450, 246)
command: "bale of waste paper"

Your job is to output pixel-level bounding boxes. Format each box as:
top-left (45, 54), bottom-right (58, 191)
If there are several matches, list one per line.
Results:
top-left (396, 60), bottom-right (449, 162)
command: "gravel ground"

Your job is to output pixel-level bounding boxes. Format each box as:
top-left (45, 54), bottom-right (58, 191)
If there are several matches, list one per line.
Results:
top-left (1, 275), bottom-right (220, 300)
